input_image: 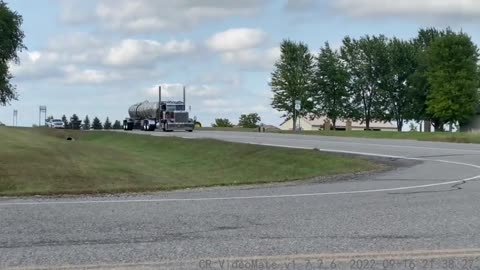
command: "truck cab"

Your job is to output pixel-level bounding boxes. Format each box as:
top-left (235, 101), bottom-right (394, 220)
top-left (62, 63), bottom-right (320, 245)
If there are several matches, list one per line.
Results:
top-left (158, 101), bottom-right (194, 132)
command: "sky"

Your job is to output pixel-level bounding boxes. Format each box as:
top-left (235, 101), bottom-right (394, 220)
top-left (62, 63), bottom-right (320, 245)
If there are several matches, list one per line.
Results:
top-left (1, 0), bottom-right (480, 127)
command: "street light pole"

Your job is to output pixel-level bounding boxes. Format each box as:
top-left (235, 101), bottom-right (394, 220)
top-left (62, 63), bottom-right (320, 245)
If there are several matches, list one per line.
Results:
top-left (293, 101), bottom-right (296, 132)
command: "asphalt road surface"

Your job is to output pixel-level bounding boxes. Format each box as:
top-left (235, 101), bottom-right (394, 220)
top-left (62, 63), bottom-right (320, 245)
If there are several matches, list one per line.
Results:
top-left (2, 131), bottom-right (480, 270)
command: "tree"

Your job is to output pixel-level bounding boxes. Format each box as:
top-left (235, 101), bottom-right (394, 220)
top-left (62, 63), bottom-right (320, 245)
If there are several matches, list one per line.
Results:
top-left (83, 115), bottom-right (90, 130)
top-left (70, 114), bottom-right (81, 129)
top-left (424, 32), bottom-right (479, 128)
top-left (340, 35), bottom-right (390, 130)
top-left (0, 1), bottom-right (26, 105)
top-left (212, 118), bottom-right (233, 127)
top-left (238, 113), bottom-right (261, 128)
top-left (410, 28), bottom-right (452, 131)
top-left (61, 115), bottom-right (69, 129)
top-left (382, 38), bottom-right (418, 131)
top-left (92, 117), bottom-right (103, 130)
top-left (103, 117), bottom-right (112, 130)
top-left (312, 42), bottom-right (350, 129)
top-left (112, 120), bottom-right (122, 129)
top-left (271, 40), bottom-right (315, 131)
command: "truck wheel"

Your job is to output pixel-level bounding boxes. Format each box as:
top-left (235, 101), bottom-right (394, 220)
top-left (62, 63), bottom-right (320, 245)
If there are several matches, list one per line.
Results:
top-left (187, 130), bottom-right (193, 132)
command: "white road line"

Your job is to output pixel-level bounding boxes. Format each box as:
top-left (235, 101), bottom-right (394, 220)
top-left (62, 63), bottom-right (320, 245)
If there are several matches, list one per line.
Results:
top-left (0, 176), bottom-right (477, 207)
top-left (1, 142), bottom-right (479, 207)
top-left (256, 143), bottom-right (480, 169)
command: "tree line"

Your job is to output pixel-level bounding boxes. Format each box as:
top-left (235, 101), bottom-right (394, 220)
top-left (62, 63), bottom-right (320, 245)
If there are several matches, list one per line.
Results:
top-left (212, 113), bottom-right (261, 128)
top-left (270, 28), bottom-right (480, 132)
top-left (0, 1), bottom-right (25, 107)
top-left (47, 115), bottom-right (122, 130)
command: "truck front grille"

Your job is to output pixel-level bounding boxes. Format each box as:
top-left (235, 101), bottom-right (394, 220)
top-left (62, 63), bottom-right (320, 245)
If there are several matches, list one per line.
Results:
top-left (174, 112), bottom-right (189, 123)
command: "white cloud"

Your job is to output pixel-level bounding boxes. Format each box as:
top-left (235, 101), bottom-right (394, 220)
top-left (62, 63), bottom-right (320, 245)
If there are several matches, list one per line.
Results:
top-left (195, 73), bottom-right (243, 88)
top-left (202, 98), bottom-right (229, 107)
top-left (59, 0), bottom-right (96, 24)
top-left (9, 51), bottom-right (64, 80)
top-left (206, 28), bottom-right (267, 52)
top-left (61, 0), bottom-right (266, 33)
top-left (332, 0), bottom-right (480, 18)
top-left (47, 32), bottom-right (103, 53)
top-left (104, 39), bottom-right (195, 67)
top-left (221, 47), bottom-right (280, 70)
top-left (145, 83), bottom-right (224, 100)
top-left (9, 34), bottom-right (193, 83)
top-left (62, 66), bottom-right (120, 84)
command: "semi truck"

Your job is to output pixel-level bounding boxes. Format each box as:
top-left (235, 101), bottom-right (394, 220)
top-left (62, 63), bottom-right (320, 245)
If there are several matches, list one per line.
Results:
top-left (123, 86), bottom-right (195, 132)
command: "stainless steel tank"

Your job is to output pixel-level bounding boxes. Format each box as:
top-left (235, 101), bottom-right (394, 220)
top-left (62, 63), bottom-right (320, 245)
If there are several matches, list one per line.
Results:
top-left (128, 101), bottom-right (159, 119)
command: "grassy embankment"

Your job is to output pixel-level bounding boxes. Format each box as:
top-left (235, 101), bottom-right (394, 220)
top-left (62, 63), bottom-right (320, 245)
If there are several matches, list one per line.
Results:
top-left (0, 127), bottom-right (378, 196)
top-left (199, 127), bottom-right (480, 144)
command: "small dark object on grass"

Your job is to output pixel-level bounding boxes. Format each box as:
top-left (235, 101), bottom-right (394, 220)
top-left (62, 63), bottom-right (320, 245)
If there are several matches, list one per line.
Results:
top-left (66, 137), bottom-right (75, 141)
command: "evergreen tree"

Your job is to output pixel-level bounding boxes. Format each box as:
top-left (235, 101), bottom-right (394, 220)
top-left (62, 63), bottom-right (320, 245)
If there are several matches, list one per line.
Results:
top-left (83, 115), bottom-right (90, 130)
top-left (61, 115), bottom-right (69, 129)
top-left (103, 117), bottom-right (112, 130)
top-left (92, 117), bottom-right (103, 130)
top-left (70, 114), bottom-right (81, 130)
top-left (112, 120), bottom-right (122, 129)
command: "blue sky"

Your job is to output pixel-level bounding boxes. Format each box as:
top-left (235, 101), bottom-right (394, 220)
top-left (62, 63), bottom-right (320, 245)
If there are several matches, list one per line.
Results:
top-left (1, 0), bottom-right (479, 127)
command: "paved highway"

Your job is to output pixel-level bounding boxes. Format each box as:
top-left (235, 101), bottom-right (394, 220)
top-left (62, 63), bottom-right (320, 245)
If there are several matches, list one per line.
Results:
top-left (1, 131), bottom-right (480, 269)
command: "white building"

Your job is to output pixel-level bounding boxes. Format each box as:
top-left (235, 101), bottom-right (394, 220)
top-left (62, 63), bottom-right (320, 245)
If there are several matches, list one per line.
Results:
top-left (279, 116), bottom-right (397, 131)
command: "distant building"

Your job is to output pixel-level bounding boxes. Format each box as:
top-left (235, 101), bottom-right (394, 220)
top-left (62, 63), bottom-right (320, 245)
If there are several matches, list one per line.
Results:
top-left (279, 116), bottom-right (397, 131)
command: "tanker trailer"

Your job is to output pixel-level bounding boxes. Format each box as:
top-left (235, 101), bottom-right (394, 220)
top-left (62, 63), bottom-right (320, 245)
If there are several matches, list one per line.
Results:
top-left (123, 86), bottom-right (195, 132)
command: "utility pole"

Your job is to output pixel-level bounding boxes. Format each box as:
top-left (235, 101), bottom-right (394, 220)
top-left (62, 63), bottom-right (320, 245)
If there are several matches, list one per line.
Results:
top-left (13, 110), bottom-right (18, 127)
top-left (294, 100), bottom-right (301, 132)
top-left (293, 101), bottom-right (296, 132)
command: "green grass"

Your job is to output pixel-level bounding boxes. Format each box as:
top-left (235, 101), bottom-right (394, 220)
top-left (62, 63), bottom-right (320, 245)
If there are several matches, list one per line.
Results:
top-left (270, 130), bottom-right (480, 143)
top-left (199, 127), bottom-right (480, 144)
top-left (0, 127), bottom-right (379, 196)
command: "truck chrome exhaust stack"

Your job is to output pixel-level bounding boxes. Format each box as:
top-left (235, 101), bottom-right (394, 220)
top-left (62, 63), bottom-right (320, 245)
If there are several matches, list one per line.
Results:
top-left (183, 86), bottom-right (186, 108)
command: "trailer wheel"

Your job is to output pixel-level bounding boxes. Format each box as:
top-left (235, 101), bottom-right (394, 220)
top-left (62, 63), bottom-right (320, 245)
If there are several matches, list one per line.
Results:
top-left (187, 129), bottom-right (193, 132)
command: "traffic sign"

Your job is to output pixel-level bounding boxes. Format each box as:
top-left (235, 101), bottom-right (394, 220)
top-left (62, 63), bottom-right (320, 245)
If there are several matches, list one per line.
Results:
top-left (295, 100), bottom-right (301, 111)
